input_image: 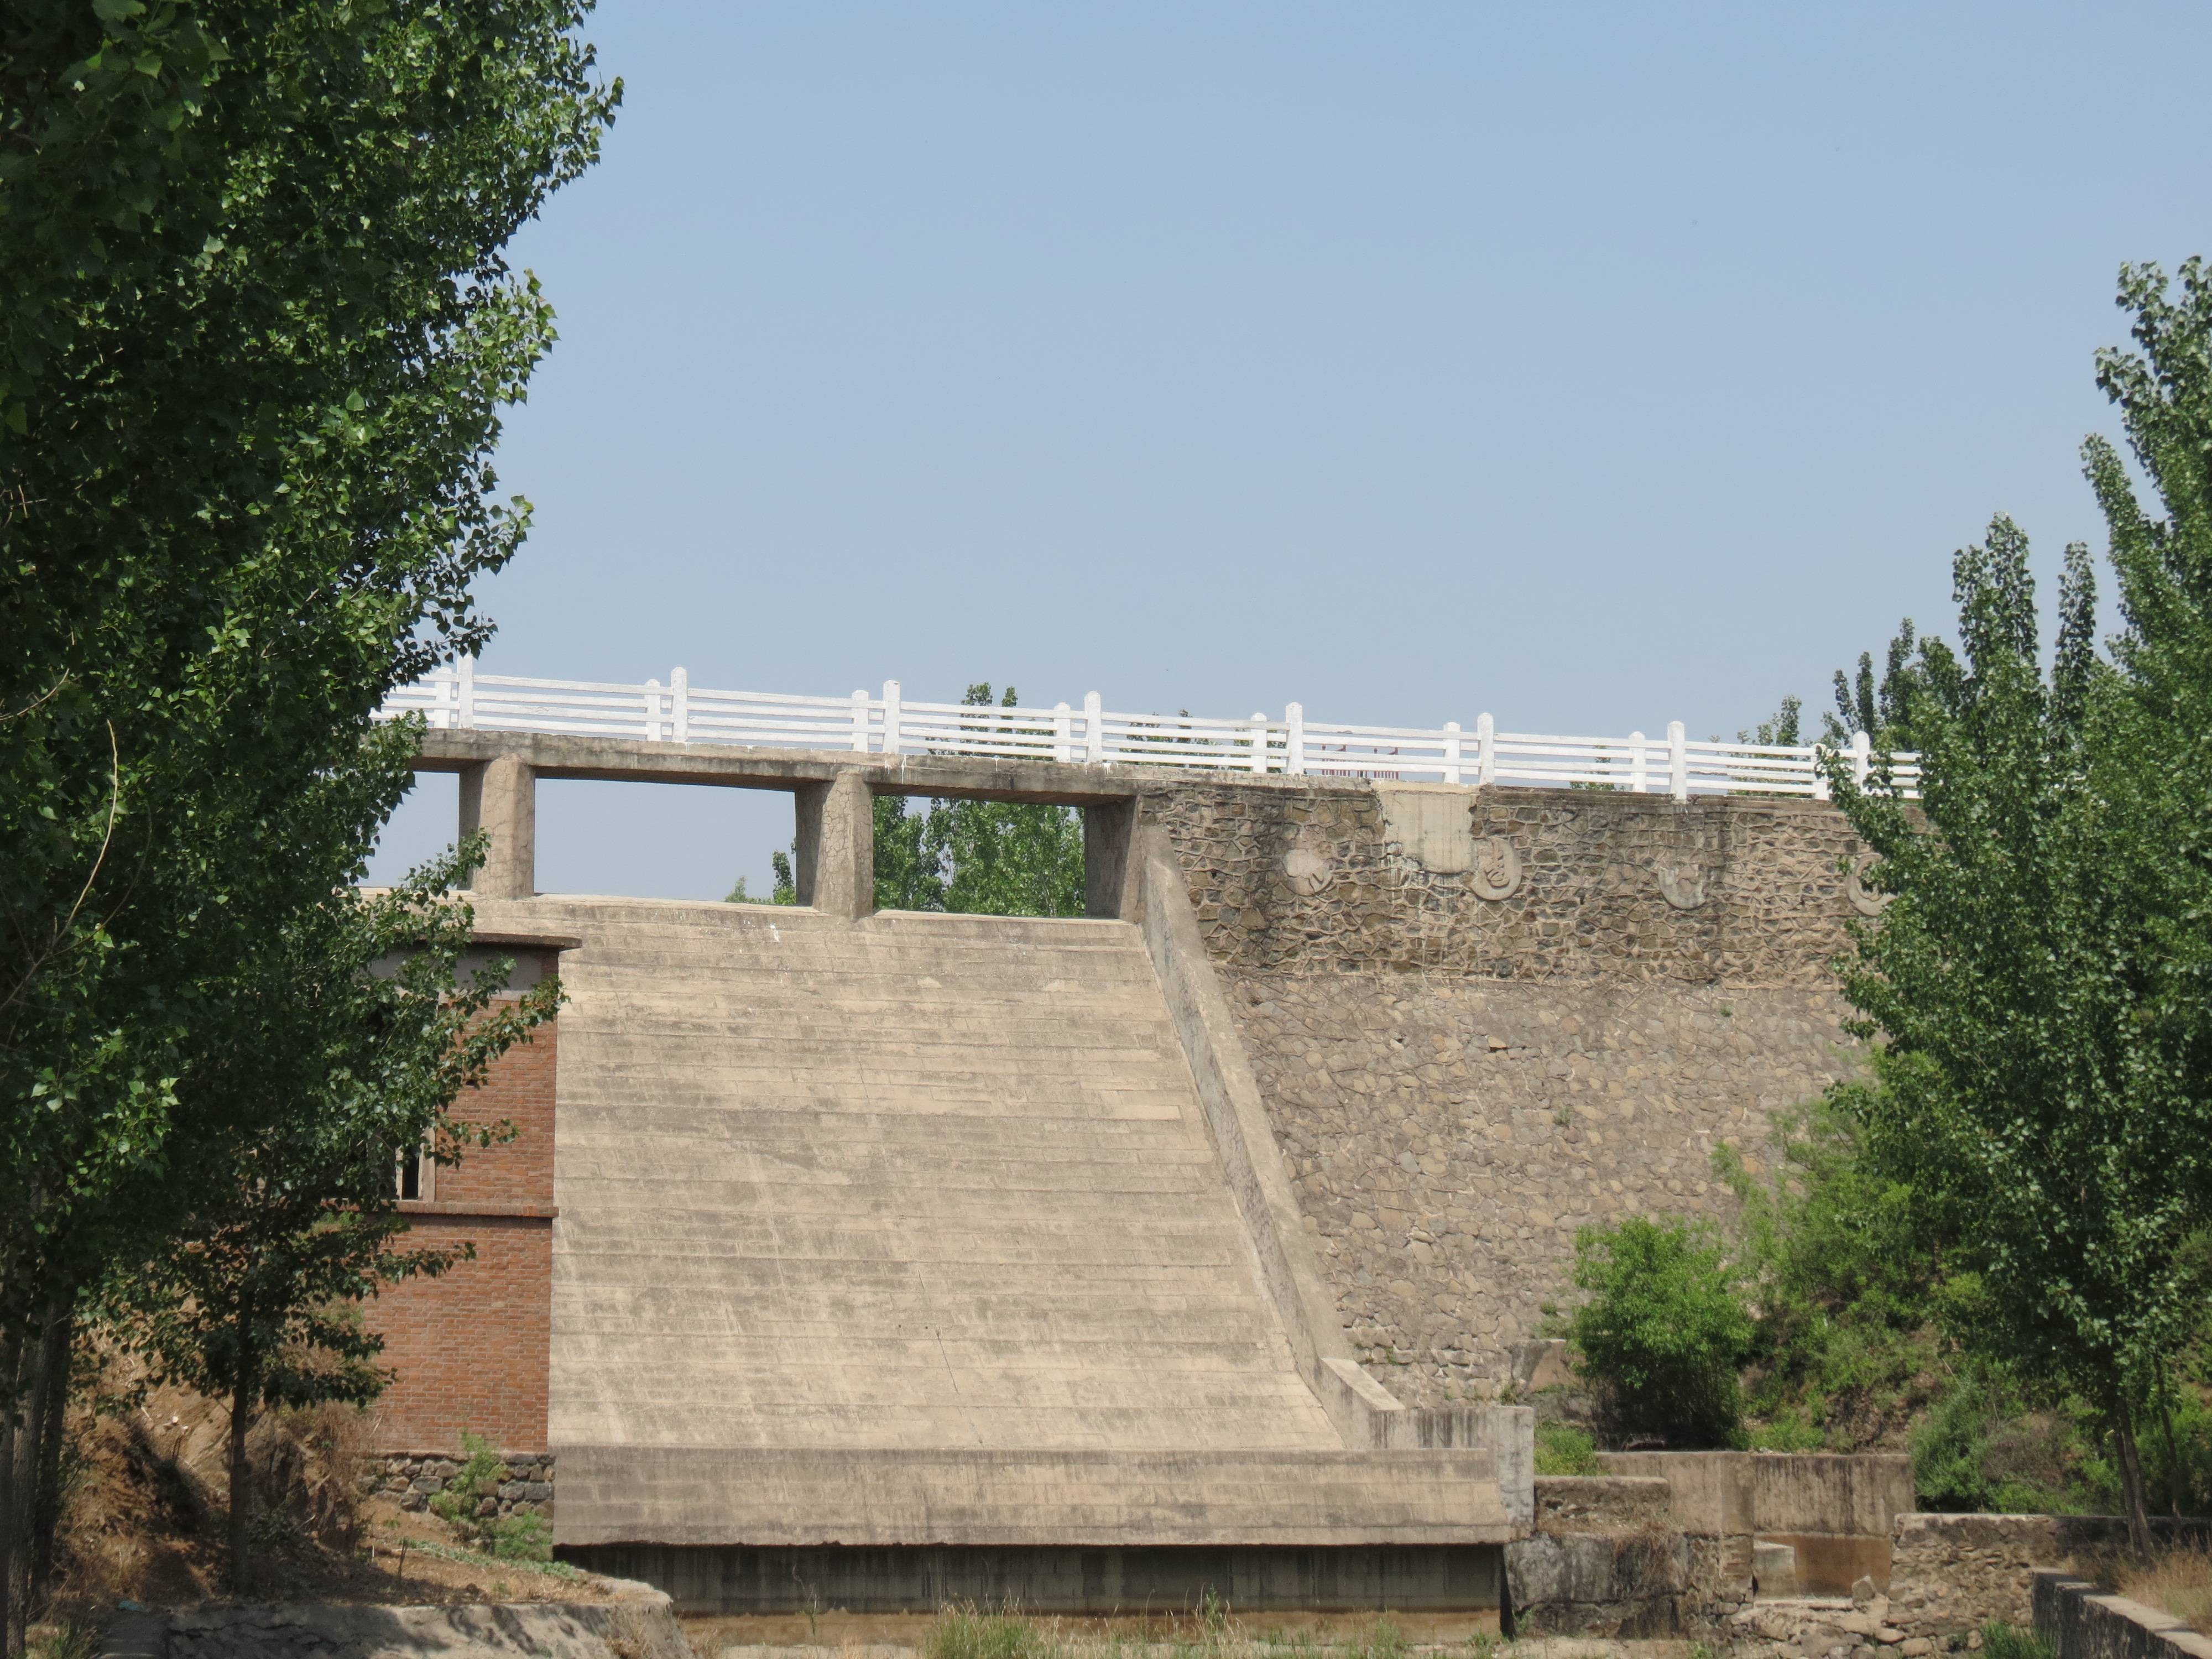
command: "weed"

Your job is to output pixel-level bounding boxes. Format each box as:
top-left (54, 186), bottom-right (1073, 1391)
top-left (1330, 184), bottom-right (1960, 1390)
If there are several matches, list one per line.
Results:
top-left (491, 1509), bottom-right (551, 1561)
top-left (1342, 1614), bottom-right (1407, 1659)
top-left (1976, 1624), bottom-right (2055, 1659)
top-left (925, 1605), bottom-right (1064, 1659)
top-left (1533, 1420), bottom-right (1602, 1476)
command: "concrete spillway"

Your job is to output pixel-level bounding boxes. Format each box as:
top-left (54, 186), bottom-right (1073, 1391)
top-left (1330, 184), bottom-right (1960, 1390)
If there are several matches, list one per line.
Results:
top-left (545, 899), bottom-right (1342, 1454)
top-left (458, 880), bottom-right (1521, 1610)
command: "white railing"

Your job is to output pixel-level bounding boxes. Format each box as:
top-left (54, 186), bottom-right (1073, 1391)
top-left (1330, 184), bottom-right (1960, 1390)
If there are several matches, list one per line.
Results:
top-left (378, 661), bottom-right (1921, 800)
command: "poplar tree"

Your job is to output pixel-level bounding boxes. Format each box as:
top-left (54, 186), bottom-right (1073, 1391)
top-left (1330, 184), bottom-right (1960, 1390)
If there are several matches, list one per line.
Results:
top-left (0, 4), bottom-right (615, 1639)
top-left (1829, 263), bottom-right (2212, 1554)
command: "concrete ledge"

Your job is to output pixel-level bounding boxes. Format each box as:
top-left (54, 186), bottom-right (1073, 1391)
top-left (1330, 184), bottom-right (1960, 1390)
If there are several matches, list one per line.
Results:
top-left (2036, 1569), bottom-right (2212, 1659)
top-left (558, 1542), bottom-right (1504, 1616)
top-left (552, 1446), bottom-right (1517, 1547)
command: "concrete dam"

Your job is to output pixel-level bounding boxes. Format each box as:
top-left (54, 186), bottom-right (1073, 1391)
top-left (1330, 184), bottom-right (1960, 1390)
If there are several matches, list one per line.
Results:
top-left (367, 728), bottom-right (1872, 1616)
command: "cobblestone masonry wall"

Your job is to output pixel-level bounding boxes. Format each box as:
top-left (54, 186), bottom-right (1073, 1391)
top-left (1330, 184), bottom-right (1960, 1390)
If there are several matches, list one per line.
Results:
top-left (364, 1451), bottom-right (556, 1522)
top-left (1146, 780), bottom-right (1870, 1404)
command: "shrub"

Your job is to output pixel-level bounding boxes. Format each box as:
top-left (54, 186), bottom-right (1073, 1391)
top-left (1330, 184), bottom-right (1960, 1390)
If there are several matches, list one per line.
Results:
top-left (1533, 1421), bottom-right (1602, 1475)
top-left (1571, 1215), bottom-right (1752, 1446)
top-left (426, 1430), bottom-right (548, 1558)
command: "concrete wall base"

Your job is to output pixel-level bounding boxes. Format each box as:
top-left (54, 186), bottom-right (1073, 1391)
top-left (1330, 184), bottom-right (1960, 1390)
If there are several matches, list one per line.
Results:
top-left (555, 1543), bottom-right (1504, 1616)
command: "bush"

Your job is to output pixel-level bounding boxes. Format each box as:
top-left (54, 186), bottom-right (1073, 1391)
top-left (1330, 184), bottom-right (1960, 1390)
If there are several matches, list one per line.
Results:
top-left (1571, 1215), bottom-right (1752, 1446)
top-left (1533, 1420), bottom-right (1602, 1475)
top-left (426, 1431), bottom-right (549, 1558)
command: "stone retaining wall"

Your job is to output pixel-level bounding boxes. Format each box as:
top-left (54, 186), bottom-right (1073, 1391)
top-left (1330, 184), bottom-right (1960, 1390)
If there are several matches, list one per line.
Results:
top-left (1224, 970), bottom-right (1853, 1400)
top-left (364, 1449), bottom-right (556, 1520)
top-left (1146, 779), bottom-right (1869, 1400)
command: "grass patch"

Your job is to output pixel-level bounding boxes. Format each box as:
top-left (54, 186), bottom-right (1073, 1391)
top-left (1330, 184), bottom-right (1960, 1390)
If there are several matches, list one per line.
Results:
top-left (400, 1536), bottom-right (582, 1582)
top-left (1976, 1624), bottom-right (2055, 1659)
top-left (1533, 1421), bottom-right (1602, 1476)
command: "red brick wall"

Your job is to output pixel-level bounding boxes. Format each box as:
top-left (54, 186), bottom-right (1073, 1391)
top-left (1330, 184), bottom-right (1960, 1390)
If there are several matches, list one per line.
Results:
top-left (367, 1213), bottom-right (551, 1454)
top-left (436, 1010), bottom-right (555, 1208)
top-left (366, 985), bottom-right (559, 1456)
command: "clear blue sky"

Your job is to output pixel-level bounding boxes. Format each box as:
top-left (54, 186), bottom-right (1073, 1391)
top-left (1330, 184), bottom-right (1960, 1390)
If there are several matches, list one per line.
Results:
top-left (369, 1), bottom-right (2212, 900)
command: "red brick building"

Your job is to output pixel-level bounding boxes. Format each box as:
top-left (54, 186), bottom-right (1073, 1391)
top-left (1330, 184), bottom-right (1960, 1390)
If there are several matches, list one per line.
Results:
top-left (364, 933), bottom-right (571, 1458)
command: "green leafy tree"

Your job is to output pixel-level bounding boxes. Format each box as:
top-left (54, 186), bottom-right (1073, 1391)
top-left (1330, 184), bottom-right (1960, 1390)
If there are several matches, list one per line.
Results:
top-left (1568, 1215), bottom-right (1753, 1447)
top-left (1825, 261), bottom-right (2212, 1554)
top-left (1715, 1095), bottom-right (1947, 1451)
top-left (1825, 619), bottom-right (1924, 749)
top-left (101, 842), bottom-right (559, 1589)
top-left (0, 5), bottom-right (614, 1635)
top-left (1738, 694), bottom-right (1804, 747)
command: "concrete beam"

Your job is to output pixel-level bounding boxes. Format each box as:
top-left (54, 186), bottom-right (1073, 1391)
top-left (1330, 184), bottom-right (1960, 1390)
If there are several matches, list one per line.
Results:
top-left (794, 771), bottom-right (874, 918)
top-left (457, 755), bottom-right (535, 900)
top-left (410, 728), bottom-right (1389, 807)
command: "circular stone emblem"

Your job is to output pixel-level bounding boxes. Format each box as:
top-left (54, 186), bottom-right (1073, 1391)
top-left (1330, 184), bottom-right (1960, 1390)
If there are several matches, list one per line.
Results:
top-left (1470, 836), bottom-right (1522, 901)
top-left (1846, 852), bottom-right (1891, 917)
top-left (1654, 858), bottom-right (1708, 910)
top-left (1282, 842), bottom-right (1332, 897)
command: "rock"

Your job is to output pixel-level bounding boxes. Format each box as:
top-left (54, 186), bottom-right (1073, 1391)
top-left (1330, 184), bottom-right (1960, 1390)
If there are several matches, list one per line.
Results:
top-left (1877, 1627), bottom-right (1904, 1644)
top-left (1902, 1641), bottom-right (1934, 1656)
top-left (1853, 1577), bottom-right (1881, 1608)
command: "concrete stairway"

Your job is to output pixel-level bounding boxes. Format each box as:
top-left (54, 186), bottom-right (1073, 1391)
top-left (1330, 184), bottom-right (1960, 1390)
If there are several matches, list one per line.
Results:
top-left (519, 896), bottom-right (1343, 1455)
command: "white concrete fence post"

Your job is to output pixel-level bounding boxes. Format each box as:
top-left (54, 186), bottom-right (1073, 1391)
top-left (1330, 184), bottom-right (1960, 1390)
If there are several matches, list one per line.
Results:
top-left (1852, 729), bottom-right (1872, 790)
top-left (1084, 691), bottom-right (1104, 764)
top-left (1668, 720), bottom-right (1689, 802)
top-left (849, 690), bottom-right (870, 753)
top-left (672, 666), bottom-right (690, 743)
top-left (1629, 732), bottom-right (1647, 794)
top-left (1250, 714), bottom-right (1269, 775)
top-left (881, 680), bottom-right (902, 757)
top-left (644, 678), bottom-right (662, 742)
top-left (1443, 721), bottom-right (1462, 785)
top-left (1476, 713), bottom-right (1496, 786)
top-left (1286, 703), bottom-right (1306, 776)
top-left (1053, 702), bottom-right (1072, 764)
top-left (456, 654), bottom-right (476, 730)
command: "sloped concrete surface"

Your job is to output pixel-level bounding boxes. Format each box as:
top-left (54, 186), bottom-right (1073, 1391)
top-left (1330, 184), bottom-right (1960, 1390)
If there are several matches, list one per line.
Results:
top-left (462, 895), bottom-right (1513, 1546)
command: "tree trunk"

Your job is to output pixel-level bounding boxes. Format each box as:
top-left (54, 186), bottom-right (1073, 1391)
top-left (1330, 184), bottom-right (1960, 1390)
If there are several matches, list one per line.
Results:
top-left (227, 1375), bottom-right (253, 1595)
top-left (2154, 1356), bottom-right (2185, 1517)
top-left (2115, 1395), bottom-right (2156, 1559)
top-left (0, 1333), bottom-right (22, 1659)
top-left (27, 1310), bottom-right (71, 1609)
